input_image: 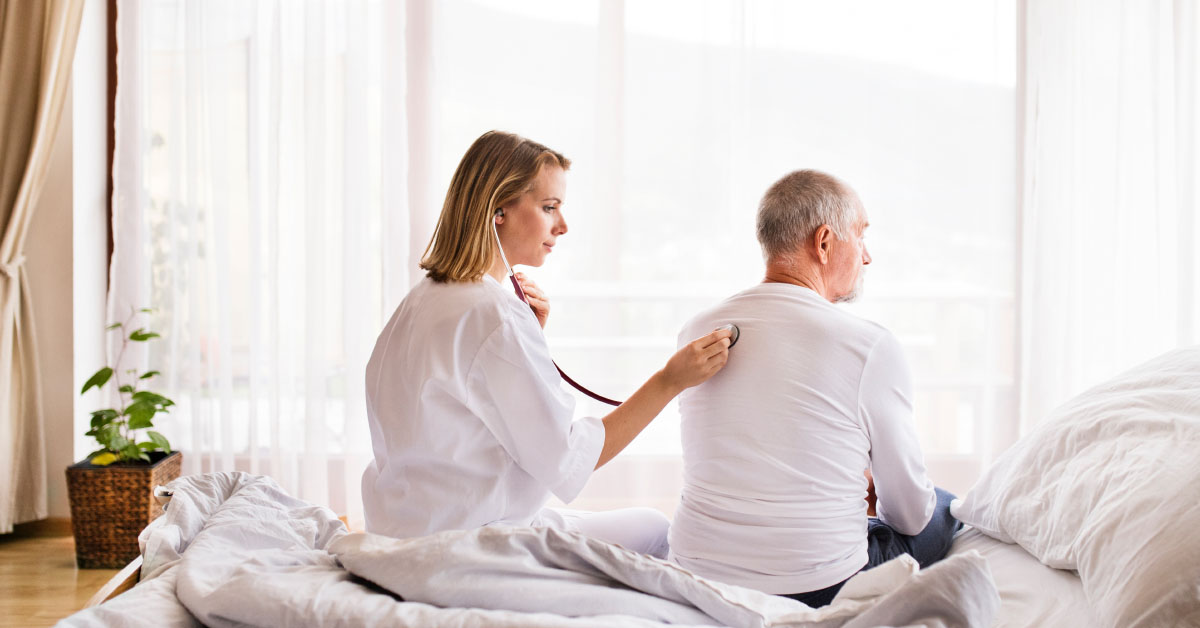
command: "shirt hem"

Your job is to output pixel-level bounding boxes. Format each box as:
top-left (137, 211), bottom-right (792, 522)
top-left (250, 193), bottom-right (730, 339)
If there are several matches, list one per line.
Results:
top-left (672, 552), bottom-right (869, 596)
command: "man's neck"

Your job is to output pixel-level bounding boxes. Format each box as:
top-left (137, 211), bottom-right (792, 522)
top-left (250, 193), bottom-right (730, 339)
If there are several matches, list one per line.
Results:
top-left (763, 262), bottom-right (827, 300)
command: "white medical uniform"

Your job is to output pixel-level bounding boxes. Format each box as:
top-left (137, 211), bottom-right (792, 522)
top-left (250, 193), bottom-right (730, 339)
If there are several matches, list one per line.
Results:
top-left (668, 282), bottom-right (936, 594)
top-left (362, 275), bottom-right (668, 556)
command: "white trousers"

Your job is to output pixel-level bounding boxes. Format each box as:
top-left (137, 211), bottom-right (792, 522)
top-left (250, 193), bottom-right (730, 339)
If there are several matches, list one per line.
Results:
top-left (531, 506), bottom-right (671, 559)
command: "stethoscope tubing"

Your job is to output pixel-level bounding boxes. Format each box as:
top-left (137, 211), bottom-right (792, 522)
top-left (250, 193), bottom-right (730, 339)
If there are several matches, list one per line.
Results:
top-left (494, 217), bottom-right (623, 406)
top-left (507, 274), bottom-right (623, 406)
top-left (491, 217), bottom-right (737, 408)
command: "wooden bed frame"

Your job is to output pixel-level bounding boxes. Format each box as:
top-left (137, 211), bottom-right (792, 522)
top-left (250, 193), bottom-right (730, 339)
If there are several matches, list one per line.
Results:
top-left (84, 556), bottom-right (142, 608)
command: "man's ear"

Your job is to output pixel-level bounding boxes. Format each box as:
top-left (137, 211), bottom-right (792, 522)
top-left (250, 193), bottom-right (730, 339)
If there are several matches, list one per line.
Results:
top-left (814, 225), bottom-right (833, 265)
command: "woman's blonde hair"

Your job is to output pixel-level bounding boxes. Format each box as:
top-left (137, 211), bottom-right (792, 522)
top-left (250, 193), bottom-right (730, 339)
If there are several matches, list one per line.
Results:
top-left (420, 131), bottom-right (571, 283)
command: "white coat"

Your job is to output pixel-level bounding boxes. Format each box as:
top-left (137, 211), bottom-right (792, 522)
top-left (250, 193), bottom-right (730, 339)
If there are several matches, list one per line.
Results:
top-left (361, 275), bottom-right (604, 539)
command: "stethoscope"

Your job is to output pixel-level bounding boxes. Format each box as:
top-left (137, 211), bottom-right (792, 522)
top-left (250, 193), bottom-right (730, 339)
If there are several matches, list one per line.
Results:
top-left (492, 210), bottom-right (738, 406)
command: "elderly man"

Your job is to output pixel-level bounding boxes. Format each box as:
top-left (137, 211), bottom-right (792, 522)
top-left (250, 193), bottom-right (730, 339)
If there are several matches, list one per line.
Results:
top-left (668, 169), bottom-right (960, 608)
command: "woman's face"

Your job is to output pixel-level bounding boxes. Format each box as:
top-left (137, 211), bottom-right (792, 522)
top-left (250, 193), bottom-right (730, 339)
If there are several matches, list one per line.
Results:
top-left (496, 165), bottom-right (568, 267)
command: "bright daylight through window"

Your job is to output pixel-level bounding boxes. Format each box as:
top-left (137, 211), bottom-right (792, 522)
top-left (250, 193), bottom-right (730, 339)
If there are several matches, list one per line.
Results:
top-left (123, 0), bottom-right (1015, 515)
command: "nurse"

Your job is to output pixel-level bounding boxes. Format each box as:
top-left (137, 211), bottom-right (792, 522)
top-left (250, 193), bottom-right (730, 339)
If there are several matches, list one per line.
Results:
top-left (361, 130), bottom-right (732, 557)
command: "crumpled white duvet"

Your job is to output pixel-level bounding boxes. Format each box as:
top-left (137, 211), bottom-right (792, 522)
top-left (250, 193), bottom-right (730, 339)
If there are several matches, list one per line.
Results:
top-left (59, 472), bottom-right (999, 628)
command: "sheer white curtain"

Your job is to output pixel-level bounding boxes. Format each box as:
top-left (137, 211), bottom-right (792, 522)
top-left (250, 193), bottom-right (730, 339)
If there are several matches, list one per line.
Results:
top-left (110, 0), bottom-right (419, 521)
top-left (113, 0), bottom-right (1017, 520)
top-left (452, 0), bottom-right (1017, 506)
top-left (1021, 0), bottom-right (1200, 431)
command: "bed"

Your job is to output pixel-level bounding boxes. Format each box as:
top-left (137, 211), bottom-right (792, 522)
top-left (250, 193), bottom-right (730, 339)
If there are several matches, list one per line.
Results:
top-left (61, 345), bottom-right (1200, 627)
top-left (947, 528), bottom-right (1096, 627)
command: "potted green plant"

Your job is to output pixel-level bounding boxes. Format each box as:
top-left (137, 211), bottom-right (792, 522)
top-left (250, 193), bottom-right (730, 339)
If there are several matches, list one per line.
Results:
top-left (65, 308), bottom-right (183, 569)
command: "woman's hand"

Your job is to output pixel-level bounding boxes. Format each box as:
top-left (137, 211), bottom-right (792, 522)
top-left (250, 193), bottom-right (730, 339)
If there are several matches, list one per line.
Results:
top-left (659, 328), bottom-right (733, 393)
top-left (515, 272), bottom-right (550, 328)
top-left (595, 326), bottom-right (734, 469)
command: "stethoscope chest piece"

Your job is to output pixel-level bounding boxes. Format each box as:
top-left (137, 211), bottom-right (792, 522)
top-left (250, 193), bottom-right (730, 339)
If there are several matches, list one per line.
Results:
top-left (719, 323), bottom-right (740, 348)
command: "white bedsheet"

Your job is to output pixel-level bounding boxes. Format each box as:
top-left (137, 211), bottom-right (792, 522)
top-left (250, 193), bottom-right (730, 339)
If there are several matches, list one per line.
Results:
top-left (59, 472), bottom-right (1001, 628)
top-left (948, 528), bottom-right (1098, 627)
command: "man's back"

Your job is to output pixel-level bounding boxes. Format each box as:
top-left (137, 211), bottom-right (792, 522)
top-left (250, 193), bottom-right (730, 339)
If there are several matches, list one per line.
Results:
top-left (669, 282), bottom-right (935, 595)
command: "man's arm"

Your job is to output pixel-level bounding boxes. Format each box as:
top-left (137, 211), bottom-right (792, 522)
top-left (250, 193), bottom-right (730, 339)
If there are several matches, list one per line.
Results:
top-left (859, 331), bottom-right (936, 535)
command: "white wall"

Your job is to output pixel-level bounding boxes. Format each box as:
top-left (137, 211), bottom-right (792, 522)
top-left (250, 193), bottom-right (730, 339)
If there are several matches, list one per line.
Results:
top-left (24, 0), bottom-right (107, 519)
top-left (26, 91), bottom-right (74, 519)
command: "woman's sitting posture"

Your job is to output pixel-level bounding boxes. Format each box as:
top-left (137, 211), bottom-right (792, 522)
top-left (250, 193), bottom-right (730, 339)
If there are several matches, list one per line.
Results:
top-left (361, 131), bottom-right (731, 557)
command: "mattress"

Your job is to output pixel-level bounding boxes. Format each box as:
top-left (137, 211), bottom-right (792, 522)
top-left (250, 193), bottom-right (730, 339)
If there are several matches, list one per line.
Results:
top-left (948, 527), bottom-right (1099, 627)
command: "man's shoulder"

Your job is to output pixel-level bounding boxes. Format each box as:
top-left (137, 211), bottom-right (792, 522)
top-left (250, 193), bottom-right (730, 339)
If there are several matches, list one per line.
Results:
top-left (825, 312), bottom-right (902, 358)
top-left (678, 285), bottom-right (771, 341)
top-left (683, 282), bottom-right (881, 326)
top-left (737, 283), bottom-right (893, 333)
top-left (848, 315), bottom-right (894, 343)
top-left (687, 291), bottom-right (905, 372)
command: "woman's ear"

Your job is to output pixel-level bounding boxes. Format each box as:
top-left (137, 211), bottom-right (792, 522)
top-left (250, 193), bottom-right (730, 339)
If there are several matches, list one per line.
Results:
top-left (494, 208), bottom-right (505, 224)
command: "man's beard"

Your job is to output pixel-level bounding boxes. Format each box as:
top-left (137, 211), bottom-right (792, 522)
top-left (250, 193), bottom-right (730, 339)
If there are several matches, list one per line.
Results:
top-left (834, 273), bottom-right (865, 304)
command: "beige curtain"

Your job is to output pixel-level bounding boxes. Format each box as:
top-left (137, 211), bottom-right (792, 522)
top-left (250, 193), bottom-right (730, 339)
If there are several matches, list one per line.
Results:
top-left (0, 0), bottom-right (84, 533)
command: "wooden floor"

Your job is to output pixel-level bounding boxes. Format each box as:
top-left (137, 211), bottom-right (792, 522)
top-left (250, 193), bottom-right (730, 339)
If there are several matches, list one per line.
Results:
top-left (0, 530), bottom-right (118, 627)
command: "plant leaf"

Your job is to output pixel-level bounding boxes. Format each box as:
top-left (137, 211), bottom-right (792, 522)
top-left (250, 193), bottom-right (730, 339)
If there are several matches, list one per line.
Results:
top-left (121, 443), bottom-right (142, 461)
top-left (106, 322), bottom-right (123, 330)
top-left (139, 370), bottom-right (161, 380)
top-left (138, 452), bottom-right (151, 462)
top-left (131, 391), bottom-right (170, 406)
top-left (119, 384), bottom-right (135, 394)
top-left (96, 424), bottom-right (122, 449)
top-left (147, 430), bottom-right (171, 452)
top-left (90, 409), bottom-right (119, 429)
top-left (139, 307), bottom-right (156, 313)
top-left (90, 452), bottom-right (118, 466)
top-left (127, 406), bottom-right (155, 429)
top-left (109, 432), bottom-right (131, 452)
top-left (124, 397), bottom-right (154, 416)
top-left (129, 329), bottom-right (161, 342)
top-left (80, 367), bottom-right (113, 395)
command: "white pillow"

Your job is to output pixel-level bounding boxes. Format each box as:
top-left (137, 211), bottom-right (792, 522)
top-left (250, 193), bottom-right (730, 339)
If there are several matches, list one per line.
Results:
top-left (951, 345), bottom-right (1200, 628)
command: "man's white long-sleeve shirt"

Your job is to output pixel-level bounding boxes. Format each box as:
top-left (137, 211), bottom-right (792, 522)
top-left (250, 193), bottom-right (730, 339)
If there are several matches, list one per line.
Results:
top-left (668, 282), bottom-right (936, 595)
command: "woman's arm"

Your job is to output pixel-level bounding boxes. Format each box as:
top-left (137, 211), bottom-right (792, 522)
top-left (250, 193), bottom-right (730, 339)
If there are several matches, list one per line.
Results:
top-left (594, 328), bottom-right (732, 469)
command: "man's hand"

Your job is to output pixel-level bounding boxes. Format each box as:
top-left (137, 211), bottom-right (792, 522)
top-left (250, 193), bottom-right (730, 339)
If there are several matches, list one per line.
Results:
top-left (515, 272), bottom-right (550, 328)
top-left (865, 468), bottom-right (878, 517)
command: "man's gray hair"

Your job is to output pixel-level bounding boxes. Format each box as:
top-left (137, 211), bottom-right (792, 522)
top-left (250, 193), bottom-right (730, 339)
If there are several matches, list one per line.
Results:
top-left (756, 169), bottom-right (858, 261)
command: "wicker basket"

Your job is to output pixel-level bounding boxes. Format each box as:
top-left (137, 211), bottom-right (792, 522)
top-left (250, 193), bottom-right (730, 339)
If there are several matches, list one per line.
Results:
top-left (66, 450), bottom-right (182, 569)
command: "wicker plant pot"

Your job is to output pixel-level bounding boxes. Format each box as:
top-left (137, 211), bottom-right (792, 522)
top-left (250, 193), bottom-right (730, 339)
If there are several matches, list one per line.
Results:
top-left (65, 450), bottom-right (182, 569)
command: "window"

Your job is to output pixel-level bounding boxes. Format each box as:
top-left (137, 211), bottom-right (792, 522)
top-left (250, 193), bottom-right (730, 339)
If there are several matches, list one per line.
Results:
top-left (117, 0), bottom-right (1016, 517)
